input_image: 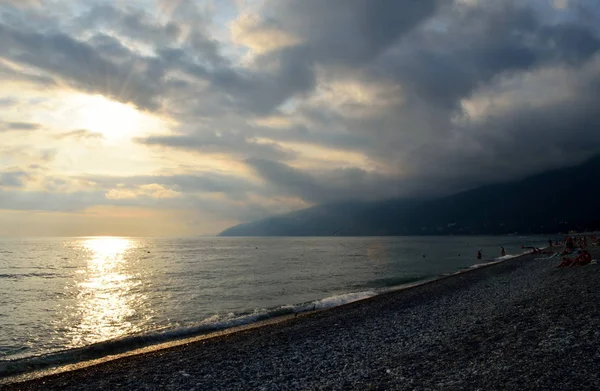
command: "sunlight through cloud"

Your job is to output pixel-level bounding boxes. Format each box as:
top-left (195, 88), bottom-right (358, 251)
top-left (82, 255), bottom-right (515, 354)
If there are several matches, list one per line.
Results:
top-left (68, 95), bottom-right (156, 141)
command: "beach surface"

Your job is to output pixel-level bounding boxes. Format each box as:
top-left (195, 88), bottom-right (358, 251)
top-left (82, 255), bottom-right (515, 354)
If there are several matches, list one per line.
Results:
top-left (2, 247), bottom-right (600, 390)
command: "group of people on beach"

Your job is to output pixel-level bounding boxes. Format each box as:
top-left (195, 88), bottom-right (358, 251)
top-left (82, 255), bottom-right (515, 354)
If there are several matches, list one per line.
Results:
top-left (557, 250), bottom-right (592, 267)
top-left (556, 234), bottom-right (595, 267)
top-left (475, 247), bottom-right (506, 260)
top-left (475, 234), bottom-right (597, 265)
top-left (478, 235), bottom-right (596, 267)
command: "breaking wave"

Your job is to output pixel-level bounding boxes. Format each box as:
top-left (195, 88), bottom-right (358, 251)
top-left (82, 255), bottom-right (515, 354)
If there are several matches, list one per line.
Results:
top-left (0, 289), bottom-right (384, 379)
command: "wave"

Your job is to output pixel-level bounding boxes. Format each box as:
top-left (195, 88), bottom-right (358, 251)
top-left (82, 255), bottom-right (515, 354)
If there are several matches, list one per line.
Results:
top-left (469, 261), bottom-right (502, 269)
top-left (0, 272), bottom-right (61, 279)
top-left (494, 254), bottom-right (520, 261)
top-left (0, 289), bottom-right (382, 379)
top-left (362, 275), bottom-right (430, 289)
top-left (0, 251), bottom-right (532, 380)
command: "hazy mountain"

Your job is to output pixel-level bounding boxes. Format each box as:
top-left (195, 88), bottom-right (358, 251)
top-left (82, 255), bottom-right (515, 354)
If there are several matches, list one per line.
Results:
top-left (219, 156), bottom-right (600, 236)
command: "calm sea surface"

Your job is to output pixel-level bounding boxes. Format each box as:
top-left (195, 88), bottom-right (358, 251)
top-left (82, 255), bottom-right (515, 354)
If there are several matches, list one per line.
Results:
top-left (0, 236), bottom-right (549, 363)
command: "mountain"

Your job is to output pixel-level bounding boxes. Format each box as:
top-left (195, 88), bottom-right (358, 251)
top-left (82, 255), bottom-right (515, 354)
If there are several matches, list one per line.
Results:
top-left (219, 156), bottom-right (600, 236)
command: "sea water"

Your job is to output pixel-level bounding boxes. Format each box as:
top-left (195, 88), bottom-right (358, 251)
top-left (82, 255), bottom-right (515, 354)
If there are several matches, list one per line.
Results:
top-left (0, 236), bottom-right (549, 367)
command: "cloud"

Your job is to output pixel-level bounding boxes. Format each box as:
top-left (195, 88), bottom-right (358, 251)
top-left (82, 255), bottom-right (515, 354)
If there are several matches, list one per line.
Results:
top-left (0, 0), bottom-right (41, 8)
top-left (0, 60), bottom-right (57, 87)
top-left (138, 133), bottom-right (297, 161)
top-left (246, 158), bottom-right (401, 204)
top-left (231, 13), bottom-right (301, 54)
top-left (0, 97), bottom-right (17, 106)
top-left (2, 0), bottom-right (600, 230)
top-left (0, 121), bottom-right (40, 131)
top-left (124, 1), bottom-right (600, 204)
top-left (105, 184), bottom-right (182, 200)
top-left (250, 0), bottom-right (439, 65)
top-left (0, 170), bottom-right (30, 188)
top-left (57, 129), bottom-right (105, 140)
top-left (0, 23), bottom-right (163, 110)
top-left (0, 170), bottom-right (294, 226)
top-left (79, 172), bottom-right (259, 200)
top-left (0, 189), bottom-right (107, 212)
top-left (551, 0), bottom-right (569, 9)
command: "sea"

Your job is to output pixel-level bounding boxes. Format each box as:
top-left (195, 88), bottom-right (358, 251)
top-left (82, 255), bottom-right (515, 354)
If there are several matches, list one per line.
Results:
top-left (0, 235), bottom-right (550, 372)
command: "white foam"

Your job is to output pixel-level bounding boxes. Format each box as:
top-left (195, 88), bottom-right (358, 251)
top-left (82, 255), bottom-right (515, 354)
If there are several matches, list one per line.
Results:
top-left (469, 261), bottom-right (501, 269)
top-left (494, 254), bottom-right (519, 261)
top-left (310, 291), bottom-right (378, 310)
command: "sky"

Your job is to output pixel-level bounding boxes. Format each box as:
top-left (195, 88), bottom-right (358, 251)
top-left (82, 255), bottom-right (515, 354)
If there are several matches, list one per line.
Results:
top-left (0, 0), bottom-right (599, 236)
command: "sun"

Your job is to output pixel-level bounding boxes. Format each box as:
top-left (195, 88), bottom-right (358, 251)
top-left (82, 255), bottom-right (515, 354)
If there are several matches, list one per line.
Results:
top-left (72, 94), bottom-right (144, 140)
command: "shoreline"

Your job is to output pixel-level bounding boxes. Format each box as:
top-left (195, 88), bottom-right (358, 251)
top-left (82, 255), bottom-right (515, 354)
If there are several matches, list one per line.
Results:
top-left (0, 250), bottom-right (534, 384)
top-left (2, 247), bottom-right (586, 390)
top-left (0, 249), bottom-right (541, 384)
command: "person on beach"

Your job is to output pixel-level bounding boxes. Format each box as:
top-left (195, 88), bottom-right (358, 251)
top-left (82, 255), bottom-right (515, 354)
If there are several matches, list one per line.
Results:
top-left (565, 236), bottom-right (574, 251)
top-left (500, 247), bottom-right (506, 257)
top-left (557, 250), bottom-right (592, 267)
top-left (521, 245), bottom-right (542, 254)
top-left (549, 238), bottom-right (553, 247)
top-left (477, 250), bottom-right (482, 260)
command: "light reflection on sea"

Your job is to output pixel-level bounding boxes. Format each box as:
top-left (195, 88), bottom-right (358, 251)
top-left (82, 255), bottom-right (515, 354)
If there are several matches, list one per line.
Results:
top-left (0, 235), bottom-right (551, 361)
top-left (66, 237), bottom-right (145, 347)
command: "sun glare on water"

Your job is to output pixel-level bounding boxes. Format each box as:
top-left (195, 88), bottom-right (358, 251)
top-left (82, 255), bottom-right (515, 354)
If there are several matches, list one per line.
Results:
top-left (84, 236), bottom-right (132, 258)
top-left (68, 237), bottom-right (145, 347)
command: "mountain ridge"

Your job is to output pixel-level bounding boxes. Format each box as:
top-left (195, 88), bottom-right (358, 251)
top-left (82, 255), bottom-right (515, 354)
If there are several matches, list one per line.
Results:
top-left (219, 156), bottom-right (600, 236)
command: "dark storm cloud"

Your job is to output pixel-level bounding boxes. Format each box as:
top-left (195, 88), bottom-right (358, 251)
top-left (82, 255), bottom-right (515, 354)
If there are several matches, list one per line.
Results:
top-left (1, 3), bottom-right (321, 117)
top-left (79, 4), bottom-right (181, 47)
top-left (86, 33), bottom-right (133, 59)
top-left (228, 0), bottom-right (440, 112)
top-left (374, 2), bottom-right (600, 111)
top-left (360, 2), bottom-right (600, 190)
top-left (134, 0), bottom-right (443, 158)
top-left (0, 22), bottom-right (163, 109)
top-left (416, 58), bottom-right (600, 185)
top-left (77, 4), bottom-right (226, 69)
top-left (0, 3), bottom-right (220, 111)
top-left (258, 0), bottom-right (439, 65)
top-left (2, 0), bottom-right (600, 214)
top-left (0, 60), bottom-right (56, 87)
top-left (238, 0), bottom-right (600, 201)
top-left (246, 158), bottom-right (401, 204)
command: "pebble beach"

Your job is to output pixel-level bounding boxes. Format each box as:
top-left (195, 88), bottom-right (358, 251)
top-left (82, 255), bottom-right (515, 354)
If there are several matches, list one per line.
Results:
top-left (2, 247), bottom-right (600, 390)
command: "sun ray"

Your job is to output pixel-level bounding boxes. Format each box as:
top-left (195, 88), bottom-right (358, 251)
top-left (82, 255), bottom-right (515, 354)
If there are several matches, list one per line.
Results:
top-left (58, 93), bottom-right (172, 142)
